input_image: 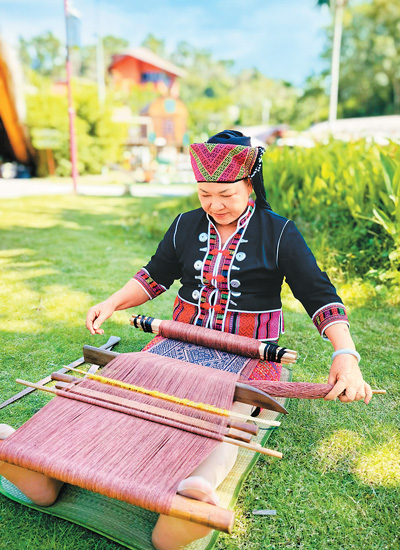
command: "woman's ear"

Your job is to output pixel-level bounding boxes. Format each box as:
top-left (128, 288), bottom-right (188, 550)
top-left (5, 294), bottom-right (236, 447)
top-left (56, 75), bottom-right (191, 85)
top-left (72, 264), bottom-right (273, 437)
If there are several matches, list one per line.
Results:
top-left (246, 177), bottom-right (253, 195)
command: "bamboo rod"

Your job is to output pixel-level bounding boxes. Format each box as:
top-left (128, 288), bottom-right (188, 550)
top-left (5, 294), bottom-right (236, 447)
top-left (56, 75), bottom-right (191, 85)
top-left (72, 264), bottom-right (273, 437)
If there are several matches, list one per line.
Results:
top-left (66, 383), bottom-right (252, 443)
top-left (15, 379), bottom-right (282, 457)
top-left (51, 372), bottom-right (259, 435)
top-left (66, 367), bottom-right (281, 427)
top-left (220, 436), bottom-right (283, 459)
top-left (247, 379), bottom-right (387, 399)
top-left (51, 373), bottom-right (260, 437)
top-left (170, 494), bottom-right (235, 532)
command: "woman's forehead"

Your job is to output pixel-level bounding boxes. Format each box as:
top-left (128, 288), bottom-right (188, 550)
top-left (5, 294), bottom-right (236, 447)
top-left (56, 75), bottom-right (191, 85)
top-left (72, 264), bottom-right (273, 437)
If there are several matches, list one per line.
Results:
top-left (197, 179), bottom-right (247, 190)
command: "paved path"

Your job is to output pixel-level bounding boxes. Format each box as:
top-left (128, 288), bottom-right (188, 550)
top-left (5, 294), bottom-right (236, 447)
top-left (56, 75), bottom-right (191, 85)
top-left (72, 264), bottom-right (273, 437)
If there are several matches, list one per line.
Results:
top-left (0, 179), bottom-right (196, 199)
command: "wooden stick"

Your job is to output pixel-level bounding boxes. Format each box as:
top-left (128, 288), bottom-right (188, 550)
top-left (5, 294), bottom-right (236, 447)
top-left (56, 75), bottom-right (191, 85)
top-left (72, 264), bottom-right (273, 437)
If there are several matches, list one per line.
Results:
top-left (51, 372), bottom-right (260, 437)
top-left (169, 494), bottom-right (234, 532)
top-left (82, 346), bottom-right (288, 414)
top-left (65, 382), bottom-right (253, 443)
top-left (0, 336), bottom-right (121, 410)
top-left (66, 366), bottom-right (282, 427)
top-left (220, 436), bottom-right (283, 459)
top-left (15, 379), bottom-right (282, 458)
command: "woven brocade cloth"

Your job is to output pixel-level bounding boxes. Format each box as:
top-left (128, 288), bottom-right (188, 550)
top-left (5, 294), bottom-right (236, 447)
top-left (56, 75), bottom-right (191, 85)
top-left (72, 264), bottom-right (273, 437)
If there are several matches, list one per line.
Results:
top-left (143, 335), bottom-right (282, 381)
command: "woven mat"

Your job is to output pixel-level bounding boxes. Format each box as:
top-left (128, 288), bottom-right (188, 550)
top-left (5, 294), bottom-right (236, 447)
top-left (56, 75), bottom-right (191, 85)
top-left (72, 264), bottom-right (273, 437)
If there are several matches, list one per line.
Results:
top-left (0, 368), bottom-right (291, 550)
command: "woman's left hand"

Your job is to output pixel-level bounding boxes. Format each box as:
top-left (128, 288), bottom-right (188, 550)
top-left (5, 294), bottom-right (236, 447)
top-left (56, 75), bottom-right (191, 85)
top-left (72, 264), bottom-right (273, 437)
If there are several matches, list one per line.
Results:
top-left (324, 354), bottom-right (373, 404)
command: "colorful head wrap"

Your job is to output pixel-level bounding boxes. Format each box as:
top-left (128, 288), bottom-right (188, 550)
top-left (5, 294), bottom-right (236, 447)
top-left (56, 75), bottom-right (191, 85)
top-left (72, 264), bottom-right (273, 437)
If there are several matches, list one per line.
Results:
top-left (190, 130), bottom-right (271, 210)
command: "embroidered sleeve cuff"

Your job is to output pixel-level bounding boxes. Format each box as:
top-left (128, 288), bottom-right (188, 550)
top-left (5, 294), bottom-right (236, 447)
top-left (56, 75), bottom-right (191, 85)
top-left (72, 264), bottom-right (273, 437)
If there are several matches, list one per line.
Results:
top-left (312, 303), bottom-right (349, 338)
top-left (133, 269), bottom-right (167, 300)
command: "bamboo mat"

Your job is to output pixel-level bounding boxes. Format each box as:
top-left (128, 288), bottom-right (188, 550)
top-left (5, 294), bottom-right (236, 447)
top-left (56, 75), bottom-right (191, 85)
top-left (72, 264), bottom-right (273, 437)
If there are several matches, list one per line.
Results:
top-left (0, 368), bottom-right (291, 550)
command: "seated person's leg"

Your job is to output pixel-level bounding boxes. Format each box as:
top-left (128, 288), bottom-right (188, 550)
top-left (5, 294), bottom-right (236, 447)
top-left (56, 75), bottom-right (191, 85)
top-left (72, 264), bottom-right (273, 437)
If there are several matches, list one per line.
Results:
top-left (0, 424), bottom-right (63, 507)
top-left (152, 403), bottom-right (253, 550)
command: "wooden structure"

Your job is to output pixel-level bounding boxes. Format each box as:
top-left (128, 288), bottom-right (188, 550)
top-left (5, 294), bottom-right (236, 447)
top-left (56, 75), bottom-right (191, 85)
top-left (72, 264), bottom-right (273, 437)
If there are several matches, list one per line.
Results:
top-left (109, 47), bottom-right (186, 95)
top-left (0, 325), bottom-right (289, 534)
top-left (0, 40), bottom-right (35, 168)
top-left (140, 95), bottom-right (188, 147)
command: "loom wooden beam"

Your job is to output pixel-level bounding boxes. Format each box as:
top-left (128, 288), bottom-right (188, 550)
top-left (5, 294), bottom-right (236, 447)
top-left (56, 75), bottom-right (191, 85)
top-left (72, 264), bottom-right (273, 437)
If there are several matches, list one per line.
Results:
top-left (60, 367), bottom-right (281, 428)
top-left (130, 315), bottom-right (298, 364)
top-left (82, 346), bottom-right (288, 414)
top-left (163, 494), bottom-right (235, 532)
top-left (235, 382), bottom-right (288, 414)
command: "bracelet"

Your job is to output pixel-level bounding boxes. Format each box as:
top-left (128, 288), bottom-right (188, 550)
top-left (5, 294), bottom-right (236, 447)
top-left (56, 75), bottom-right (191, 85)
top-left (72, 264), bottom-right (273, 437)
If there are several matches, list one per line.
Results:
top-left (331, 349), bottom-right (361, 363)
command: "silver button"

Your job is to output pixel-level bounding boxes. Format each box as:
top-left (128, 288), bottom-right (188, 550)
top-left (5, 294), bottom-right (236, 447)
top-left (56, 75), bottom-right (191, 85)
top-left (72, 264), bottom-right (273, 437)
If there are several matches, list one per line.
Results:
top-left (236, 252), bottom-right (246, 262)
top-left (194, 260), bottom-right (203, 270)
top-left (199, 232), bottom-right (208, 242)
top-left (192, 290), bottom-right (200, 300)
top-left (230, 279), bottom-right (241, 288)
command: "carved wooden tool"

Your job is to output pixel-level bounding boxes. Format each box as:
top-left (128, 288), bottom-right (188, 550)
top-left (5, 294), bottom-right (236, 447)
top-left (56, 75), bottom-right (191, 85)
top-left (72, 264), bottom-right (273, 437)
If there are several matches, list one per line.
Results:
top-left (0, 336), bottom-right (120, 410)
top-left (82, 346), bottom-right (289, 415)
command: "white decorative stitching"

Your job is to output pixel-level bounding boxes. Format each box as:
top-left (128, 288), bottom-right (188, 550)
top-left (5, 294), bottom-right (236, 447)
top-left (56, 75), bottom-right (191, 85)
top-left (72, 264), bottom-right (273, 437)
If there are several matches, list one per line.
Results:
top-left (173, 214), bottom-right (182, 250)
top-left (276, 220), bottom-right (290, 268)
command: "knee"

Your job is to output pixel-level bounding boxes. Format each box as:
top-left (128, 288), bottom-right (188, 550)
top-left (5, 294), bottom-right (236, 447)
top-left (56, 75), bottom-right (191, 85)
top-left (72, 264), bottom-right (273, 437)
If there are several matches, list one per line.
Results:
top-left (151, 528), bottom-right (167, 550)
top-left (32, 479), bottom-right (63, 507)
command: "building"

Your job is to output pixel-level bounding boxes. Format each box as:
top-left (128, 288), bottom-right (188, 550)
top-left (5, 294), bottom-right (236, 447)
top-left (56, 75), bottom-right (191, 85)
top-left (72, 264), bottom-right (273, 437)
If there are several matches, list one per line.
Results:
top-left (309, 116), bottom-right (400, 143)
top-left (109, 46), bottom-right (189, 157)
top-left (109, 47), bottom-right (186, 96)
top-left (0, 39), bottom-right (35, 174)
top-left (140, 96), bottom-right (189, 148)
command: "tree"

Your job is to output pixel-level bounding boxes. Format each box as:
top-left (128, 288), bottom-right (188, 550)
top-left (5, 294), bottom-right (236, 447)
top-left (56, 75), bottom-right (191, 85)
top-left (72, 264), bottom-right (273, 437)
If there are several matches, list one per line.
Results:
top-left (18, 32), bottom-right (65, 79)
top-left (141, 34), bottom-right (166, 57)
top-left (80, 35), bottom-right (129, 81)
top-left (320, 0), bottom-right (400, 117)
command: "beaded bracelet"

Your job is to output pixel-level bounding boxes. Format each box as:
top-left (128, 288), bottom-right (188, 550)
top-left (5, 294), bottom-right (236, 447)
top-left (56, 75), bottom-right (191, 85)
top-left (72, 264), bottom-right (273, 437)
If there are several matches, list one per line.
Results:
top-left (331, 349), bottom-right (361, 363)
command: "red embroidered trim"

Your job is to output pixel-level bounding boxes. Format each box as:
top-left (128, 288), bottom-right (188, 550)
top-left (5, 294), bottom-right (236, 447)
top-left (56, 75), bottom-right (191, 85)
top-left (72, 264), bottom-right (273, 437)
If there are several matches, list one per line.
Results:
top-left (196, 201), bottom-right (255, 330)
top-left (173, 296), bottom-right (283, 340)
top-left (312, 304), bottom-right (348, 335)
top-left (133, 269), bottom-right (166, 299)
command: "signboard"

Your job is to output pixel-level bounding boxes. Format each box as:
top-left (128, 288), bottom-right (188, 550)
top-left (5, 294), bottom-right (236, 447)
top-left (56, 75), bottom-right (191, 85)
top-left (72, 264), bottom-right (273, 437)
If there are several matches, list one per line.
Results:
top-left (31, 128), bottom-right (63, 150)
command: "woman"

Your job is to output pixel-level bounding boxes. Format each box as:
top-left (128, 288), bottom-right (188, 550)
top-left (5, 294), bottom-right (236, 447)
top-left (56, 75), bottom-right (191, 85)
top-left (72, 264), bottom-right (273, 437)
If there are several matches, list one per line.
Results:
top-left (0, 130), bottom-right (371, 550)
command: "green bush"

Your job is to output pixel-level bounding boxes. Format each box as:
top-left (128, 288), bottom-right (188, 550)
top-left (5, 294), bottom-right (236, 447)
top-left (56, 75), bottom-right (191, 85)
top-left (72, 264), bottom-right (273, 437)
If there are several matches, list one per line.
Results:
top-left (262, 140), bottom-right (400, 291)
top-left (26, 77), bottom-right (129, 176)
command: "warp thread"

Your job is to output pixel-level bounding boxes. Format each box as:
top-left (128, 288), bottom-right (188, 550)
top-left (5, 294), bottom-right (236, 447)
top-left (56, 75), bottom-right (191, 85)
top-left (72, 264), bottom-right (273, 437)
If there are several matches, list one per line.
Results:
top-left (0, 352), bottom-right (239, 515)
top-left (245, 380), bottom-right (334, 399)
top-left (160, 320), bottom-right (261, 358)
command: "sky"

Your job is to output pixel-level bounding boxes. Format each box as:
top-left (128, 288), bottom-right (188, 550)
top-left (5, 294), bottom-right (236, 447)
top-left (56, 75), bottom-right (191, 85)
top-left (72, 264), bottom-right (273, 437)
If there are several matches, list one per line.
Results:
top-left (0, 0), bottom-right (333, 87)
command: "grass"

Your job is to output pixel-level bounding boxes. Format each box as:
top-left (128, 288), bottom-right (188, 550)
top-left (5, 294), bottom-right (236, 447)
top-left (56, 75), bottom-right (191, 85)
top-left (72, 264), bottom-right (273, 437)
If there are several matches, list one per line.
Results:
top-left (0, 194), bottom-right (399, 550)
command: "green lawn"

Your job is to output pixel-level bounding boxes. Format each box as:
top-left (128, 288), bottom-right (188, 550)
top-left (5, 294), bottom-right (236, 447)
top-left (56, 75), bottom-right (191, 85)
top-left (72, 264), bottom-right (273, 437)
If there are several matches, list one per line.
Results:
top-left (0, 195), bottom-right (398, 550)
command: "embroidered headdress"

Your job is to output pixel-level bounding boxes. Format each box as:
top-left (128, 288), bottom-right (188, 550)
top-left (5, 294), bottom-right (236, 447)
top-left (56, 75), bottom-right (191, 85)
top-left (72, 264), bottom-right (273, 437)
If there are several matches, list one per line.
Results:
top-left (190, 130), bottom-right (271, 210)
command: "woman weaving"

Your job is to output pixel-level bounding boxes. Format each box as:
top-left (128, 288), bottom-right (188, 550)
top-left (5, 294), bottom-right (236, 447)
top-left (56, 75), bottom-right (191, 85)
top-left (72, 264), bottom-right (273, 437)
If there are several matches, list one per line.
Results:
top-left (0, 130), bottom-right (372, 550)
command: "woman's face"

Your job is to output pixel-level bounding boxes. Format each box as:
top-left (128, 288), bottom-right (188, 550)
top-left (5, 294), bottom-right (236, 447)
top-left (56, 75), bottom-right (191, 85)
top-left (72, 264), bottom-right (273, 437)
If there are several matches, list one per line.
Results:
top-left (197, 179), bottom-right (252, 226)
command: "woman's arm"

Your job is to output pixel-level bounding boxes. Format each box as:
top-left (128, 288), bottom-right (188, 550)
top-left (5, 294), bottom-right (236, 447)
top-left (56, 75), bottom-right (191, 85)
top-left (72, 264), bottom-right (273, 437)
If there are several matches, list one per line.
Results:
top-left (86, 215), bottom-right (184, 336)
top-left (323, 323), bottom-right (372, 404)
top-left (85, 279), bottom-right (150, 335)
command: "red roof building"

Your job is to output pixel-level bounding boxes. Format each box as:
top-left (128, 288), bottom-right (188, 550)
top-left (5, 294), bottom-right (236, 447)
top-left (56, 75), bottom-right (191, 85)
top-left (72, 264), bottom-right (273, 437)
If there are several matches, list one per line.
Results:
top-left (109, 47), bottom-right (186, 95)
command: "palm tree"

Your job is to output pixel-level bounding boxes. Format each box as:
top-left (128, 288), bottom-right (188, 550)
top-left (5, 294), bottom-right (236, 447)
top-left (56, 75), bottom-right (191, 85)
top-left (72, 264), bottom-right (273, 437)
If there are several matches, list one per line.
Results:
top-left (317, 0), bottom-right (348, 127)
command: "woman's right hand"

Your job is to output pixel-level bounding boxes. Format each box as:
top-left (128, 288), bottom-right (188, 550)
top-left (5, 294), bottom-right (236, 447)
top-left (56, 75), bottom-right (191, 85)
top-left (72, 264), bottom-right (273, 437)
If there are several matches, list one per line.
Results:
top-left (85, 300), bottom-right (116, 335)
